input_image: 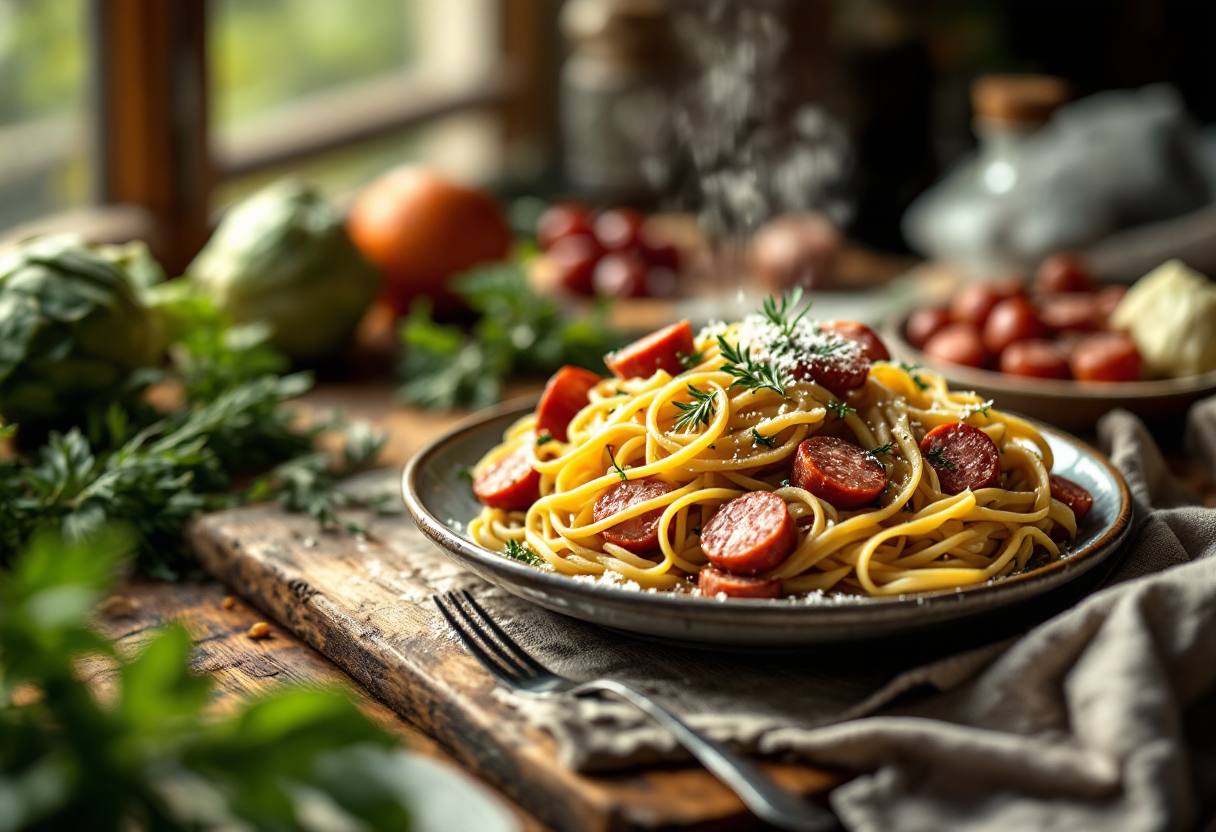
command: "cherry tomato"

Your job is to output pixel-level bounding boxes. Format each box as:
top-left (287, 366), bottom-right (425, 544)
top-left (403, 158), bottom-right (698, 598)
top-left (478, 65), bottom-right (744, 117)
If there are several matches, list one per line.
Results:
top-left (999, 340), bottom-right (1071, 379)
top-left (1094, 285), bottom-right (1128, 324)
top-left (1034, 253), bottom-right (1095, 295)
top-left (950, 284), bottom-right (1003, 328)
top-left (1037, 293), bottom-right (1099, 332)
top-left (905, 307), bottom-right (951, 350)
top-left (594, 208), bottom-right (644, 252)
top-left (983, 297), bottom-right (1046, 354)
top-left (637, 226), bottom-right (681, 272)
top-left (923, 322), bottom-right (991, 369)
top-left (537, 202), bottom-right (593, 251)
top-left (549, 233), bottom-right (603, 296)
top-left (593, 250), bottom-right (648, 298)
top-left (1070, 333), bottom-right (1141, 382)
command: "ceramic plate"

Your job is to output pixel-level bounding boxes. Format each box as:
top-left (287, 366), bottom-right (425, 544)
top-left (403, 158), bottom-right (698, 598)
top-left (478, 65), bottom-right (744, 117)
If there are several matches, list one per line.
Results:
top-left (882, 315), bottom-right (1216, 432)
top-left (402, 399), bottom-right (1133, 648)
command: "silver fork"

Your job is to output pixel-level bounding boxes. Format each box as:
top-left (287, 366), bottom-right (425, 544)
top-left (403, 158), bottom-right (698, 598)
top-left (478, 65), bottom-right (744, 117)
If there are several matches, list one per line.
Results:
top-left (434, 590), bottom-right (839, 832)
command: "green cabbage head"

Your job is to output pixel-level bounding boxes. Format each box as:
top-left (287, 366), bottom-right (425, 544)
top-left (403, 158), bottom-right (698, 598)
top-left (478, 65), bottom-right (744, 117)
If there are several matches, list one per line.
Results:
top-left (188, 180), bottom-right (380, 360)
top-left (0, 236), bottom-right (159, 425)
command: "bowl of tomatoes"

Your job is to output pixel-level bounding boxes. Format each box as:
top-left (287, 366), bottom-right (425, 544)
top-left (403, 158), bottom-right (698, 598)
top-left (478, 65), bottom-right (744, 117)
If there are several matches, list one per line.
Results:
top-left (883, 254), bottom-right (1216, 431)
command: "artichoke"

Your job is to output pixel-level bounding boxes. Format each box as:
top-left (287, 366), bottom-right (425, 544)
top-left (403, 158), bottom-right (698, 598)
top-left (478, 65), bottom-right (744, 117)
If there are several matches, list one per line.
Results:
top-left (0, 236), bottom-right (159, 425)
top-left (187, 180), bottom-right (380, 360)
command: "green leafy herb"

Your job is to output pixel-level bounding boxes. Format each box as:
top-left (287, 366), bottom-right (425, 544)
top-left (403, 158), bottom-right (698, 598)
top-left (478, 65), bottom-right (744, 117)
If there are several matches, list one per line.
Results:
top-left (536, 433), bottom-right (555, 446)
top-left (504, 538), bottom-right (545, 567)
top-left (926, 447), bottom-right (956, 469)
top-left (898, 362), bottom-right (930, 391)
top-left (605, 445), bottom-right (628, 481)
top-left (458, 467), bottom-right (475, 483)
top-left (751, 427), bottom-right (777, 447)
top-left (0, 526), bottom-right (410, 831)
top-left (761, 288), bottom-right (812, 339)
top-left (692, 526), bottom-right (701, 536)
top-left (398, 263), bottom-right (624, 409)
top-left (826, 400), bottom-right (856, 419)
top-left (678, 349), bottom-right (706, 370)
top-left (870, 443), bottom-right (894, 457)
top-left (717, 335), bottom-right (788, 397)
top-left (672, 384), bottom-right (718, 432)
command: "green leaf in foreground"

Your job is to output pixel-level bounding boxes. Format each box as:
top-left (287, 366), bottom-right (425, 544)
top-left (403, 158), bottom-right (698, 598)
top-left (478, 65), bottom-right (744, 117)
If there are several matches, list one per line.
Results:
top-left (0, 527), bottom-right (410, 832)
top-left (503, 538), bottom-right (544, 567)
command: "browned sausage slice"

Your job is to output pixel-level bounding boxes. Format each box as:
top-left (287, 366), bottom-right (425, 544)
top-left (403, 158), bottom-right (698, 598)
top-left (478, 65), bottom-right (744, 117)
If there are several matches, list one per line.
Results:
top-left (919, 423), bottom-right (1001, 495)
top-left (792, 335), bottom-right (870, 397)
top-left (536, 365), bottom-right (601, 442)
top-left (698, 565), bottom-right (782, 599)
top-left (792, 436), bottom-right (887, 510)
top-left (604, 320), bottom-right (696, 379)
top-left (592, 479), bottom-right (675, 554)
top-left (1049, 474), bottom-right (1093, 520)
top-left (700, 491), bottom-right (797, 575)
top-left (819, 321), bottom-right (890, 362)
top-left (472, 443), bottom-right (541, 511)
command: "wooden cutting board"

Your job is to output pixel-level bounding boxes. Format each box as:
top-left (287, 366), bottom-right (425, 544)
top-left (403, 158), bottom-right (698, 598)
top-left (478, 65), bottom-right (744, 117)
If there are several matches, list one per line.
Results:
top-left (188, 469), bottom-right (839, 832)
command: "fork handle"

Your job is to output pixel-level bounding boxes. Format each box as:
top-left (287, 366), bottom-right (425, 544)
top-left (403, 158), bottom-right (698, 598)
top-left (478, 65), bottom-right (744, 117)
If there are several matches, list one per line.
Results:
top-left (575, 679), bottom-right (839, 832)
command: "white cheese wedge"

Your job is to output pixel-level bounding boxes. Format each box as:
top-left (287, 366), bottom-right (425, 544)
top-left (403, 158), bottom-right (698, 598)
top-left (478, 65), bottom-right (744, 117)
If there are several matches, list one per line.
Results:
top-left (1109, 259), bottom-right (1216, 378)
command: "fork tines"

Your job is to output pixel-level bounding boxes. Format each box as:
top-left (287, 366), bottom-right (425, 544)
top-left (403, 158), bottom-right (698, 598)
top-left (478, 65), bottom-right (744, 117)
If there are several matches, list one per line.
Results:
top-left (433, 590), bottom-right (547, 687)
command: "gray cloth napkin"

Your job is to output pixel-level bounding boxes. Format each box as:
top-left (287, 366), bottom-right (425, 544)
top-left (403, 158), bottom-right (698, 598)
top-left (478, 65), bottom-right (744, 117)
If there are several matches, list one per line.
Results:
top-left (490, 397), bottom-right (1216, 831)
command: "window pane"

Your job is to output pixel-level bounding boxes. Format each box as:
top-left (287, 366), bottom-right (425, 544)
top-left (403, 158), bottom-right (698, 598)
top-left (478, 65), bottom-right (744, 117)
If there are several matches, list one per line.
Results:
top-left (210, 0), bottom-right (419, 129)
top-left (0, 0), bottom-right (92, 231)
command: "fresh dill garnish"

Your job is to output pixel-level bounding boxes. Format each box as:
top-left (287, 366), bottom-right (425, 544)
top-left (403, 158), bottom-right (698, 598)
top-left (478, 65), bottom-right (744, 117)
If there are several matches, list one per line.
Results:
top-left (672, 384), bottom-right (718, 432)
top-left (870, 443), bottom-right (894, 456)
top-left (536, 433), bottom-right (555, 445)
top-left (458, 467), bottom-right (475, 483)
top-left (504, 539), bottom-right (544, 567)
top-left (677, 349), bottom-right (706, 370)
top-left (926, 447), bottom-right (956, 469)
top-left (605, 444), bottom-right (628, 480)
top-left (761, 288), bottom-right (812, 339)
top-left (717, 335), bottom-right (788, 397)
top-left (898, 362), bottom-right (929, 390)
top-left (751, 427), bottom-right (777, 447)
top-left (826, 400), bottom-right (856, 419)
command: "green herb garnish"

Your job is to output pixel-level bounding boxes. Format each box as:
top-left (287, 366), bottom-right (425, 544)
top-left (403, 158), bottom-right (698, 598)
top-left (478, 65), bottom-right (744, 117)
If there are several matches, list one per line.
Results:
top-left (504, 538), bottom-right (545, 567)
top-left (751, 427), bottom-right (777, 447)
top-left (458, 467), bottom-right (475, 483)
top-left (870, 443), bottom-right (894, 456)
top-left (926, 447), bottom-right (956, 469)
top-left (672, 384), bottom-right (718, 432)
top-left (898, 362), bottom-right (930, 391)
top-left (606, 445), bottom-right (628, 481)
top-left (536, 433), bottom-right (555, 446)
top-left (678, 350), bottom-right (706, 370)
top-left (761, 288), bottom-right (812, 339)
top-left (826, 400), bottom-right (856, 419)
top-left (717, 335), bottom-right (788, 397)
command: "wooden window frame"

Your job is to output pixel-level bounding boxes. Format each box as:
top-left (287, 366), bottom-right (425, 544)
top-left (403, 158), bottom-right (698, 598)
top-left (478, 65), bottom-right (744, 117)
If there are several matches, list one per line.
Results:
top-left (4, 0), bottom-right (554, 273)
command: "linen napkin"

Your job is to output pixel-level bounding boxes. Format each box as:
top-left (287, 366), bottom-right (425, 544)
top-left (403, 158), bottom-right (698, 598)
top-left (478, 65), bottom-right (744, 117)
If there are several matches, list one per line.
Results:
top-left (482, 397), bottom-right (1216, 831)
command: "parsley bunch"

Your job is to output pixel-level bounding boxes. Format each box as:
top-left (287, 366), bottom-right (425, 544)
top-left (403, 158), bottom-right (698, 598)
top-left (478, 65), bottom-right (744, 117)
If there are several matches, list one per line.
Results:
top-left (0, 527), bottom-right (410, 831)
top-left (398, 262), bottom-right (625, 409)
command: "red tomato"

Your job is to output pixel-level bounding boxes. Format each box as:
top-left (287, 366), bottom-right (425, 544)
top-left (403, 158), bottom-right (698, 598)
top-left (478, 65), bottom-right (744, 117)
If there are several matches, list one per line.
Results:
top-left (1038, 293), bottom-right (1100, 332)
top-left (950, 284), bottom-right (1003, 328)
top-left (1034, 253), bottom-right (1095, 295)
top-left (1070, 333), bottom-right (1141, 382)
top-left (548, 234), bottom-right (603, 296)
top-left (905, 307), bottom-right (951, 350)
top-left (594, 208), bottom-right (644, 252)
top-left (923, 322), bottom-right (991, 368)
top-left (637, 226), bottom-right (681, 272)
top-left (982, 297), bottom-right (1046, 354)
top-left (593, 250), bottom-right (648, 298)
top-left (1094, 285), bottom-right (1128, 324)
top-left (999, 340), bottom-right (1071, 379)
top-left (537, 202), bottom-right (594, 251)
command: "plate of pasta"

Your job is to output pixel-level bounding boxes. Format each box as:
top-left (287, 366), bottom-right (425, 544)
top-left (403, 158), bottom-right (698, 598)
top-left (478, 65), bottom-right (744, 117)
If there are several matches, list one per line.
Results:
top-left (403, 293), bottom-right (1132, 646)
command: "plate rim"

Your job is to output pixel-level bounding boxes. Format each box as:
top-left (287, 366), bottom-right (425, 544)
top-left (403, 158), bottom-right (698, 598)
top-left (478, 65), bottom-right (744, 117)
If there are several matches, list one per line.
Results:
top-left (401, 397), bottom-right (1134, 622)
top-left (880, 314), bottom-right (1216, 401)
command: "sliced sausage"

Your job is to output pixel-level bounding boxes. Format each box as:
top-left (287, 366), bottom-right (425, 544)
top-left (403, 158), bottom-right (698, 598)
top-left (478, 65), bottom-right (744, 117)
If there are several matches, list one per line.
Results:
top-left (1069, 333), bottom-right (1141, 382)
top-left (1034, 253), bottom-right (1094, 295)
top-left (698, 565), bottom-right (782, 599)
top-left (700, 491), bottom-right (797, 575)
top-left (819, 321), bottom-right (890, 362)
top-left (536, 365), bottom-right (601, 442)
top-left (791, 436), bottom-right (887, 510)
top-left (472, 443), bottom-right (541, 511)
top-left (792, 348), bottom-right (869, 397)
top-left (1037, 293), bottom-right (1099, 333)
top-left (919, 422), bottom-right (1001, 496)
top-left (999, 340), bottom-right (1070, 380)
top-left (592, 479), bottom-right (675, 554)
top-left (983, 297), bottom-right (1046, 353)
top-left (905, 306), bottom-right (951, 350)
top-left (604, 319), bottom-right (696, 380)
top-left (1049, 475), bottom-right (1093, 521)
top-left (923, 322), bottom-right (992, 369)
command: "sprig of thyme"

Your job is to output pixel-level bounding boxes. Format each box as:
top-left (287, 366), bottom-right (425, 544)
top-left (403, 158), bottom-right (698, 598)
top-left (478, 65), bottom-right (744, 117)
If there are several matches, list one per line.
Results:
top-left (898, 362), bottom-right (929, 391)
top-left (504, 539), bottom-right (545, 567)
top-left (761, 288), bottom-right (812, 339)
top-left (826, 400), bottom-right (856, 419)
top-left (717, 335), bottom-right (788, 397)
top-left (605, 444), bottom-right (628, 480)
top-left (751, 427), bottom-right (777, 448)
top-left (926, 447), bottom-right (956, 469)
top-left (870, 443), bottom-right (894, 456)
top-left (672, 384), bottom-right (718, 432)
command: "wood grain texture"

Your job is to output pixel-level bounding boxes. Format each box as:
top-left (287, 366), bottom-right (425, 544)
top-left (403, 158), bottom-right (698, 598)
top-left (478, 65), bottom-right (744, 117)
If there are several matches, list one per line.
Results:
top-left (187, 471), bottom-right (839, 832)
